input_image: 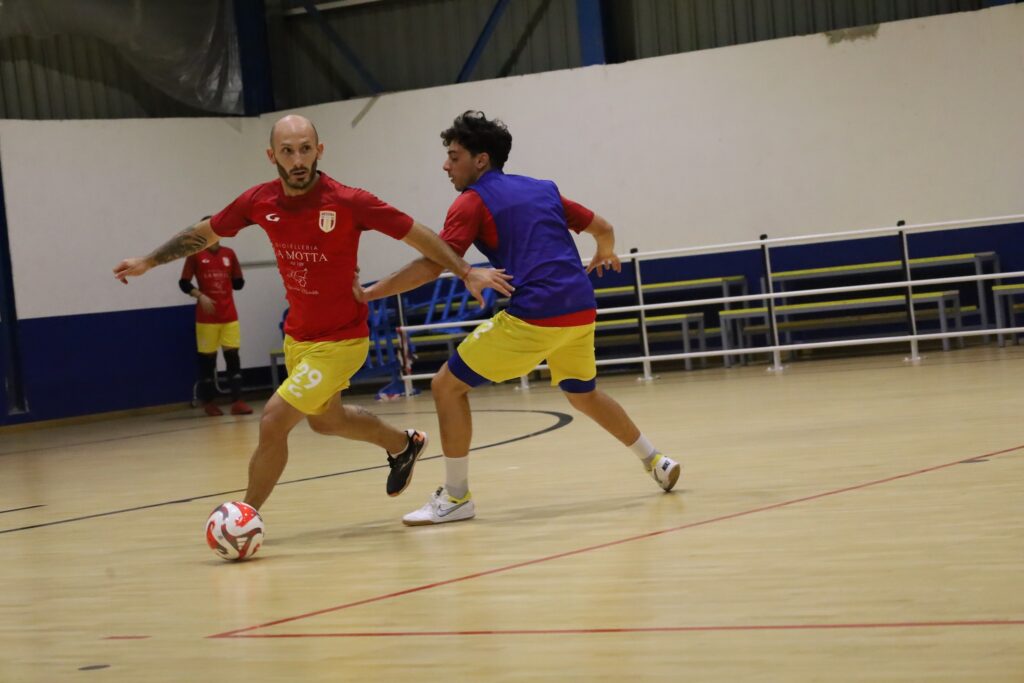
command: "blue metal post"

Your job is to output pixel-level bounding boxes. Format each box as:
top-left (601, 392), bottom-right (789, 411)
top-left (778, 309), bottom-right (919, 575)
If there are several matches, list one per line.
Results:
top-left (576, 0), bottom-right (606, 66)
top-left (299, 0), bottom-right (384, 94)
top-left (457, 0), bottom-right (512, 83)
top-left (0, 156), bottom-right (26, 415)
top-left (234, 0), bottom-right (276, 115)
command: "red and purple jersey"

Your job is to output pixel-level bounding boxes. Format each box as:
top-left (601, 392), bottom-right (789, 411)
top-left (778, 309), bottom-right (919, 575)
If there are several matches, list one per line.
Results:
top-left (181, 246), bottom-right (242, 324)
top-left (439, 170), bottom-right (597, 326)
top-left (210, 173), bottom-right (413, 341)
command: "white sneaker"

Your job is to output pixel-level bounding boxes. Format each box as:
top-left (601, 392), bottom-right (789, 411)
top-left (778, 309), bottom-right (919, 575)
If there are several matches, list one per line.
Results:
top-left (648, 453), bottom-right (681, 492)
top-left (402, 486), bottom-right (476, 526)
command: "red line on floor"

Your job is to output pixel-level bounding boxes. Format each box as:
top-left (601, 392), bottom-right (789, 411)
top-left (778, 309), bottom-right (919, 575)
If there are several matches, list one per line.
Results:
top-left (208, 443), bottom-right (1024, 639)
top-left (224, 619), bottom-right (1024, 638)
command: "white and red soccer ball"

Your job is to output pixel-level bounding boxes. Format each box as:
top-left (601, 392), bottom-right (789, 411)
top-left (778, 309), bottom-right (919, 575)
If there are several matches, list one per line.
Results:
top-left (205, 501), bottom-right (264, 561)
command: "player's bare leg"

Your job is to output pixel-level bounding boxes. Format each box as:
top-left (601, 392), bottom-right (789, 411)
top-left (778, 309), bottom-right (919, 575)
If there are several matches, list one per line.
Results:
top-left (564, 388), bottom-right (680, 492)
top-left (563, 388), bottom-right (640, 445)
top-left (306, 394), bottom-right (428, 497)
top-left (306, 394), bottom-right (408, 451)
top-left (403, 362), bottom-right (475, 525)
top-left (430, 363), bottom-right (473, 460)
top-left (243, 393), bottom-right (306, 509)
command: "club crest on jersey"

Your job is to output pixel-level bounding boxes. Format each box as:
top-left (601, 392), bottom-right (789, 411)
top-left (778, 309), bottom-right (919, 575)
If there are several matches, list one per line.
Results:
top-left (319, 210), bottom-right (337, 233)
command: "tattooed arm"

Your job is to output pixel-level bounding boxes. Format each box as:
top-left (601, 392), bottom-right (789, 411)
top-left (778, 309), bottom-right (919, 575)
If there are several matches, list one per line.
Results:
top-left (113, 219), bottom-right (220, 284)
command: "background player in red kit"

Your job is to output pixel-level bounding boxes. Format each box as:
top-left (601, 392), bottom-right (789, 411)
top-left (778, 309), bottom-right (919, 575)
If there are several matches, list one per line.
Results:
top-left (179, 236), bottom-right (253, 417)
top-left (113, 114), bottom-right (513, 514)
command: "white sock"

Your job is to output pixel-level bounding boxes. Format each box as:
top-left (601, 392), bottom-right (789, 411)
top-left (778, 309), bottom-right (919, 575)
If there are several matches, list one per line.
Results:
top-left (629, 434), bottom-right (659, 469)
top-left (444, 456), bottom-right (470, 499)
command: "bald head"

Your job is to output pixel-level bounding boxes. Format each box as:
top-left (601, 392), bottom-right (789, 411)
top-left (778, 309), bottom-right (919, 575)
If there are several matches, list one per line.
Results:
top-left (266, 114), bottom-right (324, 195)
top-left (269, 115), bottom-right (319, 149)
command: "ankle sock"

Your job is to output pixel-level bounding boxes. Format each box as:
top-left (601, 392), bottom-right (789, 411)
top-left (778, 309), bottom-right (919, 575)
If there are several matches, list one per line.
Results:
top-left (629, 434), bottom-right (659, 470)
top-left (444, 456), bottom-right (470, 499)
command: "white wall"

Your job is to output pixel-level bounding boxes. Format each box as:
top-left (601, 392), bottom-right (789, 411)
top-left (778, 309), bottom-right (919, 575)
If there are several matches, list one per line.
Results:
top-left (2, 4), bottom-right (1022, 369)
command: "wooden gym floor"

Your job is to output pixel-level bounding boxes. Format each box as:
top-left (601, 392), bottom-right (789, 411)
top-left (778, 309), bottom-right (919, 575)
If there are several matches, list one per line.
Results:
top-left (1, 344), bottom-right (1022, 682)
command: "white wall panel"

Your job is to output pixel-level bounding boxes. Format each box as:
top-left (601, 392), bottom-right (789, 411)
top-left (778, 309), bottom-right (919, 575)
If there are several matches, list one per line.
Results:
top-left (2, 5), bottom-right (1021, 371)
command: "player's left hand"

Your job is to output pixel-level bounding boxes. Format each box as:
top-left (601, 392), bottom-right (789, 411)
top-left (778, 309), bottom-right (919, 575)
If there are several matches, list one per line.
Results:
top-left (113, 257), bottom-right (153, 284)
top-left (463, 267), bottom-right (514, 307)
top-left (586, 250), bottom-right (621, 277)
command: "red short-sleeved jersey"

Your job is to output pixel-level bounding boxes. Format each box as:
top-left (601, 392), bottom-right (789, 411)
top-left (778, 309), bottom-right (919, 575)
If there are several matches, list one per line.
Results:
top-left (180, 246), bottom-right (242, 324)
top-left (438, 192), bottom-right (594, 257)
top-left (210, 173), bottom-right (413, 341)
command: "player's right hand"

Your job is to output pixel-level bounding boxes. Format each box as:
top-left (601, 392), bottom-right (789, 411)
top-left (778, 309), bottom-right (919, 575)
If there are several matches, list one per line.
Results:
top-left (464, 267), bottom-right (514, 307)
top-left (197, 294), bottom-right (216, 315)
top-left (112, 257), bottom-right (153, 284)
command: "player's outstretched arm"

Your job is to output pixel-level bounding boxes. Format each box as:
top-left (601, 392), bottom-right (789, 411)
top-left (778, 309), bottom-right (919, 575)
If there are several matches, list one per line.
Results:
top-left (583, 213), bottom-right (622, 278)
top-left (400, 223), bottom-right (513, 305)
top-left (360, 257), bottom-right (445, 303)
top-left (113, 219), bottom-right (220, 284)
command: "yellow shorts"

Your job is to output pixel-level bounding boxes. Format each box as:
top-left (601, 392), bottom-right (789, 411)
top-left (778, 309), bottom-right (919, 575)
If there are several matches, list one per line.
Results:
top-left (276, 335), bottom-right (370, 415)
top-left (450, 311), bottom-right (597, 392)
top-left (196, 321), bottom-right (241, 354)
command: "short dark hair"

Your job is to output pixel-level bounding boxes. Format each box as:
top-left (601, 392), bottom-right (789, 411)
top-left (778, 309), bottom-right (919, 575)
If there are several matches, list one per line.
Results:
top-left (441, 111), bottom-right (512, 170)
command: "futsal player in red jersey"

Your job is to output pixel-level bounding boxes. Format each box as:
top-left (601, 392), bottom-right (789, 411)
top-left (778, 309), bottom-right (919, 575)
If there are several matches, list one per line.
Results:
top-left (179, 240), bottom-right (253, 416)
top-left (114, 114), bottom-right (513, 512)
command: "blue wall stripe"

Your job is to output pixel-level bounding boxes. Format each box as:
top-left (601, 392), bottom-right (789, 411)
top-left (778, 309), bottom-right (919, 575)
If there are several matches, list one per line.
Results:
top-left (2, 223), bottom-right (1019, 426)
top-left (1, 306), bottom-right (196, 426)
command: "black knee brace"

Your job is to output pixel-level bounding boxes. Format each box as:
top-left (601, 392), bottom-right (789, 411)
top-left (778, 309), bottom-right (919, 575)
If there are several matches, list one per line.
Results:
top-left (197, 353), bottom-right (217, 403)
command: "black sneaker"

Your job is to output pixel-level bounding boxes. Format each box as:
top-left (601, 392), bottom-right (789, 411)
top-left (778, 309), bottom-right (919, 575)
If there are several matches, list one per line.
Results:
top-left (386, 430), bottom-right (428, 497)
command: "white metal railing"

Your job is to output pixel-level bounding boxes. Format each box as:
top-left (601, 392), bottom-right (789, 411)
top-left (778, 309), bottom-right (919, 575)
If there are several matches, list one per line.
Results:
top-left (392, 213), bottom-right (1024, 394)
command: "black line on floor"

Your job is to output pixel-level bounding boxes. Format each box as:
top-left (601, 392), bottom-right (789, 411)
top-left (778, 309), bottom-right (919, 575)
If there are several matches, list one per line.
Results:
top-left (0, 410), bottom-right (572, 534)
top-left (0, 504), bottom-right (45, 515)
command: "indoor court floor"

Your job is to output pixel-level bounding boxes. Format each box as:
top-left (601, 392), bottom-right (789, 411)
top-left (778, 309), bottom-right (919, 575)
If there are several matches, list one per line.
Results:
top-left (1, 344), bottom-right (1022, 682)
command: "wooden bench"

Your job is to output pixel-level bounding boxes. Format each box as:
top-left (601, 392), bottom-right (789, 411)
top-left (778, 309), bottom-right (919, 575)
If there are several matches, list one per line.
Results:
top-left (595, 275), bottom-right (747, 302)
top-left (993, 283), bottom-right (1024, 347)
top-left (719, 290), bottom-right (964, 360)
top-left (399, 312), bottom-right (709, 372)
top-left (770, 252), bottom-right (998, 330)
top-left (597, 312), bottom-right (706, 370)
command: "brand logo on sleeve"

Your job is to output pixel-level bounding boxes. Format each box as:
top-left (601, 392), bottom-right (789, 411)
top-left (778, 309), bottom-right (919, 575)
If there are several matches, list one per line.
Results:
top-left (319, 211), bottom-right (336, 233)
top-left (265, 213), bottom-right (281, 222)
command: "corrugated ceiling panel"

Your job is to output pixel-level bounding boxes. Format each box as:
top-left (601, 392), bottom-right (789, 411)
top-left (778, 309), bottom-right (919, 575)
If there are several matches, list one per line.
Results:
top-left (0, 33), bottom-right (206, 119)
top-left (625, 0), bottom-right (983, 59)
top-left (270, 0), bottom-right (583, 108)
top-left (0, 0), bottom-right (997, 118)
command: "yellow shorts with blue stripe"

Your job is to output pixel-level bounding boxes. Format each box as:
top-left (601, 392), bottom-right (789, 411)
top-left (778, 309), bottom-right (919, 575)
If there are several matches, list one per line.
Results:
top-left (196, 321), bottom-right (241, 354)
top-left (449, 311), bottom-right (597, 392)
top-left (276, 335), bottom-right (370, 415)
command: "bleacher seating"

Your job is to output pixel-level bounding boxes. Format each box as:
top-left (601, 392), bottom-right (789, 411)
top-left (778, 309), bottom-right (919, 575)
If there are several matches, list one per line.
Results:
top-left (402, 273), bottom-right (498, 356)
top-left (722, 291), bottom-right (967, 361)
top-left (265, 242), bottom-right (1013, 390)
top-left (993, 283), bottom-right (1024, 347)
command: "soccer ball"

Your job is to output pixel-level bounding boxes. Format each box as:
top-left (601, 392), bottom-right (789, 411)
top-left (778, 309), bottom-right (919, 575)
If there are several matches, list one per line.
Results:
top-left (205, 501), bottom-right (265, 561)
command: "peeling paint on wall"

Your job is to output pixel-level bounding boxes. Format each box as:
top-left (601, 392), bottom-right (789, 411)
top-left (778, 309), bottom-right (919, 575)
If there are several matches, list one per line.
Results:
top-left (826, 24), bottom-right (881, 44)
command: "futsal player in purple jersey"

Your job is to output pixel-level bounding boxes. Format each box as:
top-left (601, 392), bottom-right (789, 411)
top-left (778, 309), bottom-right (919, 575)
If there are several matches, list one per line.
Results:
top-left (361, 112), bottom-right (680, 525)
